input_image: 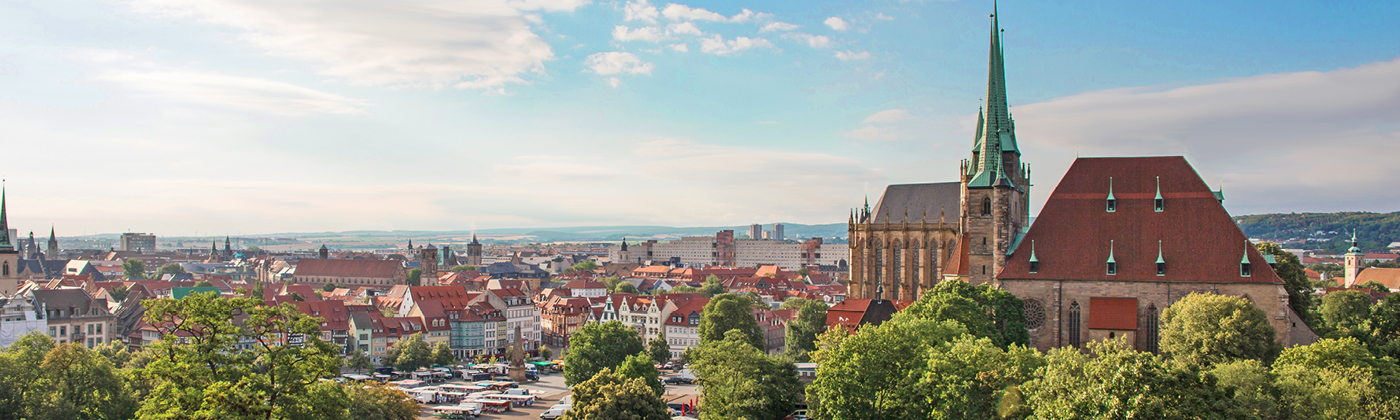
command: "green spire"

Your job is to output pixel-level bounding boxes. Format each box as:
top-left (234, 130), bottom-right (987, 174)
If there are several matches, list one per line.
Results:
top-left (1156, 240), bottom-right (1165, 264)
top-left (1028, 240), bottom-right (1038, 263)
top-left (967, 1), bottom-right (1019, 188)
top-left (0, 184), bottom-right (10, 249)
top-left (1240, 246), bottom-right (1251, 264)
top-left (1107, 240), bottom-right (1115, 264)
top-left (1347, 229), bottom-right (1362, 254)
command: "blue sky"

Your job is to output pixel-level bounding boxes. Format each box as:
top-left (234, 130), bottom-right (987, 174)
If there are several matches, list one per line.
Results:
top-left (1, 0), bottom-right (1397, 236)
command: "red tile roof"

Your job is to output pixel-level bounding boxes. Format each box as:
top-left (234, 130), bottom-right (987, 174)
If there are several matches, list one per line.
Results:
top-left (1356, 268), bottom-right (1400, 290)
top-left (1087, 297), bottom-right (1138, 330)
top-left (296, 259), bottom-right (403, 278)
top-left (999, 157), bottom-right (1283, 285)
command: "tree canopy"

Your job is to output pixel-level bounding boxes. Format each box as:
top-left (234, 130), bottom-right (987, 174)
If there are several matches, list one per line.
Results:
top-left (893, 279), bottom-right (1029, 349)
top-left (406, 268), bottom-right (422, 286)
top-left (648, 333), bottom-right (671, 364)
top-left (563, 320), bottom-right (645, 386)
top-left (562, 368), bottom-right (670, 420)
top-left (1159, 292), bottom-right (1281, 367)
top-left (692, 330), bottom-right (800, 420)
top-left (154, 262), bottom-right (186, 279)
top-left (1257, 241), bottom-right (1314, 321)
top-left (697, 293), bottom-right (763, 350)
top-left (781, 298), bottom-right (828, 362)
top-left (700, 275), bottom-right (725, 298)
top-left (122, 258), bottom-right (146, 279)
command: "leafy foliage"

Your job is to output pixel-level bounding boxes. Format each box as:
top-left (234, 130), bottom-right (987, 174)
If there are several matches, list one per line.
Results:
top-left (383, 333), bottom-right (433, 372)
top-left (697, 293), bottom-right (763, 350)
top-left (894, 279), bottom-right (1029, 349)
top-left (450, 265), bottom-right (478, 272)
top-left (563, 368), bottom-right (670, 420)
top-left (432, 342), bottom-right (455, 366)
top-left (1272, 337), bottom-right (1400, 419)
top-left (406, 268), bottom-right (422, 286)
top-left (539, 345), bottom-right (553, 361)
top-left (154, 262), bottom-right (186, 279)
top-left (693, 330), bottom-right (800, 420)
top-left (700, 275), bottom-right (725, 298)
top-left (648, 333), bottom-right (671, 364)
top-left (616, 352), bottom-right (664, 396)
top-left (1319, 290), bottom-right (1375, 339)
top-left (1159, 292), bottom-right (1281, 367)
top-left (344, 381), bottom-right (419, 420)
top-left (781, 298), bottom-right (828, 362)
top-left (563, 320), bottom-right (645, 386)
top-left (348, 349), bottom-right (374, 373)
top-left (1257, 241), bottom-right (1314, 322)
top-left (1235, 211), bottom-right (1400, 254)
top-left (122, 258), bottom-right (146, 279)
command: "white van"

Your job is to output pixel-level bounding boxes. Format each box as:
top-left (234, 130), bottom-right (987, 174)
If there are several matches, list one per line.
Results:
top-left (540, 406), bottom-right (568, 419)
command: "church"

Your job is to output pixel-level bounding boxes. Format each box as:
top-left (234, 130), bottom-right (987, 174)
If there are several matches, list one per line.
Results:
top-left (847, 7), bottom-right (1314, 351)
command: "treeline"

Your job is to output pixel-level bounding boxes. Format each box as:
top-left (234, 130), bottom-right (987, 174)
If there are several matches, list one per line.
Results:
top-left (1237, 211), bottom-right (1400, 253)
top-left (806, 281), bottom-right (1400, 420)
top-left (0, 291), bottom-right (418, 420)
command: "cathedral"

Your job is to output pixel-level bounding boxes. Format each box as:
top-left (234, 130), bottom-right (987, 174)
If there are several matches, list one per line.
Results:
top-left (848, 6), bottom-right (1314, 352)
top-left (848, 7), bottom-right (1028, 300)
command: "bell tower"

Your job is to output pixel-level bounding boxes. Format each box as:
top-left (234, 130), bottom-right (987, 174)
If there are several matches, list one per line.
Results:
top-left (960, 2), bottom-right (1030, 285)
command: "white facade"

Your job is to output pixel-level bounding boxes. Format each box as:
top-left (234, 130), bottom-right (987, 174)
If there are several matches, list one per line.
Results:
top-left (734, 241), bottom-right (846, 270)
top-left (652, 237), bottom-right (719, 266)
top-left (0, 298), bottom-right (44, 348)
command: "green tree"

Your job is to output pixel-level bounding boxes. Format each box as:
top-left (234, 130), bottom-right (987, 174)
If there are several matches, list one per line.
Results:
top-left (669, 284), bottom-right (699, 294)
top-left (33, 343), bottom-right (138, 420)
top-left (406, 268), bottom-right (422, 286)
top-left (94, 340), bottom-right (133, 369)
top-left (616, 352), bottom-right (664, 396)
top-left (345, 381), bottom-right (418, 420)
top-left (570, 260), bottom-right (600, 272)
top-left (697, 293), bottom-right (763, 350)
top-left (1159, 292), bottom-right (1281, 367)
top-left (432, 342), bottom-right (455, 366)
top-left (616, 282), bottom-right (639, 294)
top-left (348, 348), bottom-right (374, 373)
top-left (648, 333), bottom-right (671, 364)
top-left (1319, 289), bottom-right (1374, 339)
top-left (806, 318), bottom-right (967, 420)
top-left (563, 320), bottom-right (646, 386)
top-left (1210, 359), bottom-right (1278, 419)
top-left (154, 262), bottom-right (186, 279)
top-left (1272, 337), bottom-right (1400, 419)
top-left (700, 275), bottom-right (725, 298)
top-left (1360, 280), bottom-right (1392, 293)
top-left (322, 283), bottom-right (339, 292)
top-left (918, 336), bottom-right (1045, 420)
top-left (137, 290), bottom-right (346, 419)
top-left (539, 346), bottom-right (553, 361)
top-left (122, 258), bottom-right (146, 279)
top-left (782, 298), bottom-right (828, 361)
top-left (194, 280), bottom-right (214, 287)
top-left (562, 368), bottom-right (670, 420)
top-left (693, 330), bottom-right (800, 420)
top-left (601, 276), bottom-right (622, 292)
top-left (1370, 293), bottom-right (1400, 358)
top-left (1258, 241), bottom-right (1315, 322)
top-left (893, 279), bottom-right (1029, 349)
top-left (386, 333), bottom-right (433, 372)
top-left (450, 265), bottom-right (478, 272)
top-left (1022, 339), bottom-right (1176, 419)
top-left (108, 285), bottom-right (131, 302)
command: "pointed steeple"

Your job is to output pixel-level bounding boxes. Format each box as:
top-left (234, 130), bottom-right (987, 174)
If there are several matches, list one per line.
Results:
top-left (0, 183), bottom-right (10, 249)
top-left (967, 1), bottom-right (1019, 188)
top-left (1347, 229), bottom-right (1362, 254)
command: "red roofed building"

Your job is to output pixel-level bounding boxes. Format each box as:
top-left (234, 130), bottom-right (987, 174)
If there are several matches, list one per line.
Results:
top-left (292, 299), bottom-right (351, 353)
top-left (824, 298), bottom-right (913, 333)
top-left (292, 259), bottom-right (406, 288)
top-left (663, 297), bottom-right (709, 360)
top-left (999, 157), bottom-right (1316, 352)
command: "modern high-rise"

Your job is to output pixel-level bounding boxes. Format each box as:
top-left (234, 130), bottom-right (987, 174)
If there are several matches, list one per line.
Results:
top-left (749, 224), bottom-right (762, 240)
top-left (773, 224), bottom-right (785, 241)
top-left (120, 233), bottom-right (157, 253)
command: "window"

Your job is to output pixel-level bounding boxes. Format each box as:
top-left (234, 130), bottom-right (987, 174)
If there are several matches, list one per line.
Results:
top-left (1154, 176), bottom-right (1164, 212)
top-left (88, 324), bottom-right (94, 335)
top-left (1107, 262), bottom-right (1116, 275)
top-left (1241, 262), bottom-right (1251, 277)
top-left (1106, 177), bottom-right (1116, 213)
top-left (1154, 198), bottom-right (1164, 212)
top-left (982, 197), bottom-right (991, 215)
top-left (1068, 301), bottom-right (1081, 348)
top-left (1157, 262), bottom-right (1166, 276)
top-left (1029, 260), bottom-right (1039, 273)
top-left (1146, 304), bottom-right (1160, 353)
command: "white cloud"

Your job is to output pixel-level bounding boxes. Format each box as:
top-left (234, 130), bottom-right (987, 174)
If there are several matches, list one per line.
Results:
top-left (699, 35), bottom-right (774, 55)
top-left (585, 51), bottom-right (655, 75)
top-left (129, 0), bottom-right (562, 91)
top-left (862, 109), bottom-right (908, 124)
top-left (1014, 57), bottom-right (1400, 214)
top-left (613, 25), bottom-right (667, 42)
top-left (622, 0), bottom-right (659, 23)
top-left (87, 51), bottom-right (367, 116)
top-left (669, 43), bottom-right (689, 52)
top-left (727, 9), bottom-right (770, 23)
top-left (760, 22), bottom-right (799, 32)
top-left (875, 13), bottom-right (894, 21)
top-left (505, 0), bottom-right (591, 11)
top-left (662, 4), bottom-right (725, 21)
top-left (824, 17), bottom-right (849, 31)
top-left (607, 77), bottom-right (622, 88)
top-left (667, 21), bottom-right (703, 36)
top-left (835, 50), bottom-right (871, 61)
top-left (784, 33), bottom-right (832, 49)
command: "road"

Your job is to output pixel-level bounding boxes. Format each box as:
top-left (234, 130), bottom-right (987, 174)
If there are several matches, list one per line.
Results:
top-left (413, 371), bottom-right (701, 419)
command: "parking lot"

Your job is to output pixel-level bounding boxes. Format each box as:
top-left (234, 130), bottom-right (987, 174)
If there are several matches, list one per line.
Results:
top-left (411, 370), bottom-right (701, 419)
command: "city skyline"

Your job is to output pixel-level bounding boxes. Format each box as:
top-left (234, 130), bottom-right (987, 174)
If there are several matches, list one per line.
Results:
top-left (2, 0), bottom-right (1397, 235)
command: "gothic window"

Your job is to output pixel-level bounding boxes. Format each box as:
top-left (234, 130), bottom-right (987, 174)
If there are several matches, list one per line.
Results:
top-left (2, 261), bottom-right (7, 276)
top-left (1146, 304), bottom-right (1160, 353)
top-left (1024, 299), bottom-right (1046, 330)
top-left (982, 197), bottom-right (992, 215)
top-left (890, 247), bottom-right (902, 296)
top-left (1068, 301), bottom-right (1082, 348)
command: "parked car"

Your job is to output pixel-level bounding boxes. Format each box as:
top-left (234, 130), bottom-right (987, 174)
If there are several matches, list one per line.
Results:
top-left (663, 376), bottom-right (693, 385)
top-left (539, 406), bottom-right (568, 419)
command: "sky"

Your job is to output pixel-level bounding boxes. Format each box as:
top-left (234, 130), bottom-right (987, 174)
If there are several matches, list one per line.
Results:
top-left (1, 0), bottom-right (1398, 237)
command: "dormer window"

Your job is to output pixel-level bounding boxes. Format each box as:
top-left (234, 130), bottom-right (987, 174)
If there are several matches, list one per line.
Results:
top-left (1106, 240), bottom-right (1117, 275)
top-left (1240, 247), bottom-right (1252, 277)
top-left (1106, 177), bottom-right (1116, 213)
top-left (1028, 240), bottom-right (1039, 274)
top-left (1154, 176), bottom-right (1164, 212)
top-left (1156, 240), bottom-right (1166, 276)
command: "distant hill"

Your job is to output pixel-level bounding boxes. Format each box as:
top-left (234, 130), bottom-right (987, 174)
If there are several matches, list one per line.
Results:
top-left (1235, 212), bottom-right (1400, 254)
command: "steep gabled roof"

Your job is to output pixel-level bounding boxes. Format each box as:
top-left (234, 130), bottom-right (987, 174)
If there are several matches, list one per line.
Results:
top-left (870, 182), bottom-right (962, 224)
top-left (295, 259), bottom-right (402, 278)
top-left (999, 157), bottom-right (1281, 285)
